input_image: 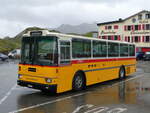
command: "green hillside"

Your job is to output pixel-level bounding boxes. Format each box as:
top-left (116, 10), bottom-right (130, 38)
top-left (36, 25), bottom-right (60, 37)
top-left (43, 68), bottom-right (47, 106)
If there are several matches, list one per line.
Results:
top-left (0, 37), bottom-right (21, 53)
top-left (0, 27), bottom-right (41, 53)
top-left (83, 32), bottom-right (93, 37)
top-left (0, 27), bottom-right (61, 53)
top-left (0, 26), bottom-right (93, 53)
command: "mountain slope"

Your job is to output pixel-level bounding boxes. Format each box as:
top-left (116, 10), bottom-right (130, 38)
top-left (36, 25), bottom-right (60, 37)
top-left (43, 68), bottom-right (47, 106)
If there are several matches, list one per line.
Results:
top-left (54, 23), bottom-right (98, 34)
top-left (0, 23), bottom-right (98, 53)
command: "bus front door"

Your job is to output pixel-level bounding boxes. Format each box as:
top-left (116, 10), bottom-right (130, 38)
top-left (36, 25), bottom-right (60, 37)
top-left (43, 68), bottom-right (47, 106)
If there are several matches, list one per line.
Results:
top-left (59, 40), bottom-right (71, 64)
top-left (58, 40), bottom-right (73, 92)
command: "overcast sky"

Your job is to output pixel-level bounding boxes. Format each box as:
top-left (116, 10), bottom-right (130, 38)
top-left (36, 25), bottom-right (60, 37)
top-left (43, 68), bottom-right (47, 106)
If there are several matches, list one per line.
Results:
top-left (0, 0), bottom-right (149, 38)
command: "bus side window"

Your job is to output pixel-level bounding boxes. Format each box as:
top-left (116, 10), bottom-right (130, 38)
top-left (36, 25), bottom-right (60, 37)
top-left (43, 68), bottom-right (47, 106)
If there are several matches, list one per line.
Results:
top-left (129, 45), bottom-right (135, 56)
top-left (93, 40), bottom-right (107, 57)
top-left (72, 38), bottom-right (91, 58)
top-left (108, 42), bottom-right (119, 57)
top-left (120, 44), bottom-right (129, 57)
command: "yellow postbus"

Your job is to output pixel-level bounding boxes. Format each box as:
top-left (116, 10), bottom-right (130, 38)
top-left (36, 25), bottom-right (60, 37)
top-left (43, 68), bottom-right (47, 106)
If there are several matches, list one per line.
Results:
top-left (17, 30), bottom-right (136, 93)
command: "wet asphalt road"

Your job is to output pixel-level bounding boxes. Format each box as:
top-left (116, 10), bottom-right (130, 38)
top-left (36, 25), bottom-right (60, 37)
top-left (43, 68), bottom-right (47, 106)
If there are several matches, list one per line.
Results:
top-left (0, 61), bottom-right (150, 113)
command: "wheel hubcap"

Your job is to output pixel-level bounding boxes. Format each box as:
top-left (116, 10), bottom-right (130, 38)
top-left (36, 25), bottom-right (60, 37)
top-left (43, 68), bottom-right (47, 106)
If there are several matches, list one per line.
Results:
top-left (120, 69), bottom-right (124, 78)
top-left (75, 76), bottom-right (83, 88)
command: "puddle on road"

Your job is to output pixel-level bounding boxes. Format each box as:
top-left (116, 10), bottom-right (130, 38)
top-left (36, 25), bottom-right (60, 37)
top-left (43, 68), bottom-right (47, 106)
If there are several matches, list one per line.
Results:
top-left (0, 61), bottom-right (150, 113)
top-left (5, 73), bottom-right (150, 113)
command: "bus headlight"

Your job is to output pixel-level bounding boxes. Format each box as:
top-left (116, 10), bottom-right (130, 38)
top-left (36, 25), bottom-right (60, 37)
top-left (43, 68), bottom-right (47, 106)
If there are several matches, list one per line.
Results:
top-left (45, 78), bottom-right (52, 83)
top-left (18, 74), bottom-right (22, 79)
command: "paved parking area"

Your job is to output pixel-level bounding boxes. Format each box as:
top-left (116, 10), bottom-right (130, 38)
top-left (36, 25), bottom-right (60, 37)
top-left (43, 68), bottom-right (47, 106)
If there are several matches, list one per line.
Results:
top-left (0, 61), bottom-right (150, 113)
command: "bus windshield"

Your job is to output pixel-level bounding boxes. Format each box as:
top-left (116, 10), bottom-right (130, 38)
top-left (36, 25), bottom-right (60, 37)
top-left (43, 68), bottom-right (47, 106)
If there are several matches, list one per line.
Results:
top-left (21, 36), bottom-right (58, 66)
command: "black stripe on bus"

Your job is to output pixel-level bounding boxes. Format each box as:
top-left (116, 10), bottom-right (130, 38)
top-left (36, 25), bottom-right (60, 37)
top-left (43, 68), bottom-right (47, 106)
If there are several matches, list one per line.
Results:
top-left (84, 64), bottom-right (135, 73)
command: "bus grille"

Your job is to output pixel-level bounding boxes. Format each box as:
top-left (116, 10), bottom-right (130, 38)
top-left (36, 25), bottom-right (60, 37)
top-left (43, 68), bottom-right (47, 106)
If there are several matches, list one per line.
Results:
top-left (28, 68), bottom-right (36, 72)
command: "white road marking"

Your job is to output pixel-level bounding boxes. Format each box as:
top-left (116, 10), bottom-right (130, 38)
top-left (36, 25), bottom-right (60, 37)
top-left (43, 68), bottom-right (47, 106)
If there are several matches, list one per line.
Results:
top-left (8, 92), bottom-right (90, 113)
top-left (0, 84), bottom-right (17, 105)
top-left (107, 108), bottom-right (127, 113)
top-left (85, 107), bottom-right (108, 113)
top-left (9, 73), bottom-right (145, 113)
top-left (72, 104), bottom-right (94, 113)
top-left (14, 87), bottom-right (24, 90)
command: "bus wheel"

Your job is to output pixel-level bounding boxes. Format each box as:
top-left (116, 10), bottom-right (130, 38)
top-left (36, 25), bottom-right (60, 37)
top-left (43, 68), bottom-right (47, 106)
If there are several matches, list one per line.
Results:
top-left (119, 67), bottom-right (125, 80)
top-left (72, 72), bottom-right (85, 91)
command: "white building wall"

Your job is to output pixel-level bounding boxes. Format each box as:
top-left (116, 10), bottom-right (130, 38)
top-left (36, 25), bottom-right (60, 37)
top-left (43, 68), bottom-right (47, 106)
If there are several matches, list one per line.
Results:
top-left (97, 10), bottom-right (150, 52)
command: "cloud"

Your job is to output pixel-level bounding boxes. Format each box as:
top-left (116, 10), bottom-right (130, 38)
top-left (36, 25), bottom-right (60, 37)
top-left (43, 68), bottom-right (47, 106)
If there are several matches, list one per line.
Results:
top-left (0, 0), bottom-right (149, 37)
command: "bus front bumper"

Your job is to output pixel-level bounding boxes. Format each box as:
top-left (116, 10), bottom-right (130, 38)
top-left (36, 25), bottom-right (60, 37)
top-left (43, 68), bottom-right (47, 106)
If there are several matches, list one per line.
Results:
top-left (17, 80), bottom-right (57, 92)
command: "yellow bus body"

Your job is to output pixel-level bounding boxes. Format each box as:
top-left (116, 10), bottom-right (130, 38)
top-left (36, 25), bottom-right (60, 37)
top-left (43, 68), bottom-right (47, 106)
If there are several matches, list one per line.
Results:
top-left (18, 58), bottom-right (136, 93)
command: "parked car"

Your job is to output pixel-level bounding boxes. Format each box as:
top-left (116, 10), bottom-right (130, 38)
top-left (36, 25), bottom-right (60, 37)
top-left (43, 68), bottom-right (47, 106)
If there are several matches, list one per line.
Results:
top-left (145, 51), bottom-right (150, 54)
top-left (0, 53), bottom-right (8, 61)
top-left (136, 52), bottom-right (145, 60)
top-left (8, 49), bottom-right (21, 59)
top-left (143, 52), bottom-right (150, 61)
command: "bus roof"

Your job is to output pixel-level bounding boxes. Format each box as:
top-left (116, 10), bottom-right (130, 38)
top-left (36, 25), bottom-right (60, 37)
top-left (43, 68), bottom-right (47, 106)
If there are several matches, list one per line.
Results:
top-left (23, 30), bottom-right (135, 45)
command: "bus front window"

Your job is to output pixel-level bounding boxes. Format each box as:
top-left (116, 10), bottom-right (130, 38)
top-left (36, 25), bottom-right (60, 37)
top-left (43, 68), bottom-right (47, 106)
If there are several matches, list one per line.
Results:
top-left (21, 37), bottom-right (34, 64)
top-left (21, 36), bottom-right (58, 66)
top-left (36, 37), bottom-right (58, 65)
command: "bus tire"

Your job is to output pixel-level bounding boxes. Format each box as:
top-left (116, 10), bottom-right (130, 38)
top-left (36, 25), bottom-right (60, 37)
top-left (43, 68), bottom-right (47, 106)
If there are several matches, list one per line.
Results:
top-left (119, 67), bottom-right (126, 80)
top-left (72, 72), bottom-right (86, 91)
